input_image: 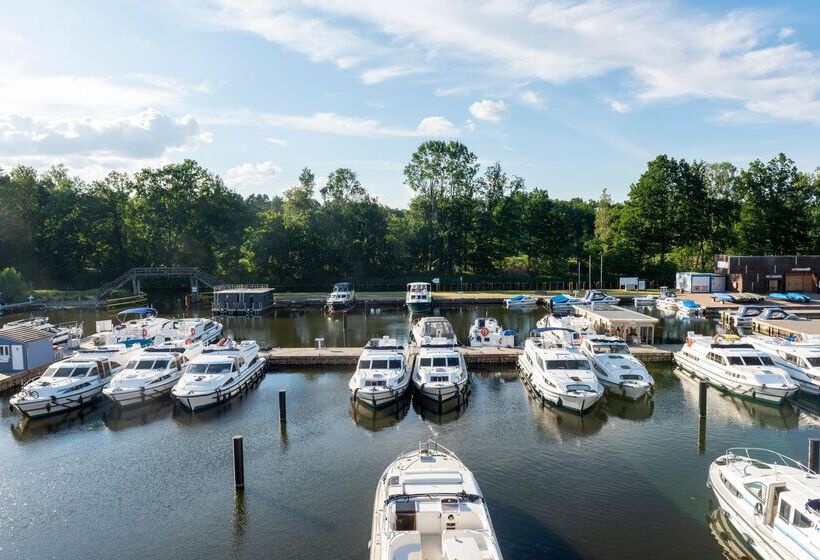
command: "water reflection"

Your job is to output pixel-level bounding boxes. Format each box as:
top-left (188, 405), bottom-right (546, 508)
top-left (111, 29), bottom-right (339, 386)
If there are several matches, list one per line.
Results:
top-left (412, 395), bottom-right (469, 424)
top-left (10, 399), bottom-right (107, 440)
top-left (104, 399), bottom-right (174, 431)
top-left (524, 390), bottom-right (606, 441)
top-left (601, 394), bottom-right (655, 421)
top-left (706, 507), bottom-right (756, 560)
top-left (673, 368), bottom-right (800, 429)
top-left (350, 395), bottom-right (411, 432)
top-left (233, 488), bottom-right (247, 552)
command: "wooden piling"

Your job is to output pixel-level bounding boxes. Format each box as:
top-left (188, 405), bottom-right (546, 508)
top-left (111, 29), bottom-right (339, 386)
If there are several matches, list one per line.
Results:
top-left (279, 389), bottom-right (287, 423)
top-left (809, 438), bottom-right (819, 474)
top-left (232, 435), bottom-right (245, 488)
top-left (698, 381), bottom-right (708, 417)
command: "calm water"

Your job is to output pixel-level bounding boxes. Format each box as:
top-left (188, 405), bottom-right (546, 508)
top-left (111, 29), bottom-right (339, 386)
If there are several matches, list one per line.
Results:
top-left (2, 302), bottom-right (813, 559)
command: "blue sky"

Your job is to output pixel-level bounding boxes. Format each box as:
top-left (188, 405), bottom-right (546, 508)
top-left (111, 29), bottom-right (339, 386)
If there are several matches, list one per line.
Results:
top-left (1, 0), bottom-right (819, 206)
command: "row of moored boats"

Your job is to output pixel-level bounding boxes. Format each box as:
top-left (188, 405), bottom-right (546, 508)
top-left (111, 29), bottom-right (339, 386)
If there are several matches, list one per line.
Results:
top-left (9, 307), bottom-right (266, 418)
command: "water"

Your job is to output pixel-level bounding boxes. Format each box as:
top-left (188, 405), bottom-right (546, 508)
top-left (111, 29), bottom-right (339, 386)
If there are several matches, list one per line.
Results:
top-left (3, 302), bottom-right (721, 348)
top-left (1, 302), bottom-right (812, 559)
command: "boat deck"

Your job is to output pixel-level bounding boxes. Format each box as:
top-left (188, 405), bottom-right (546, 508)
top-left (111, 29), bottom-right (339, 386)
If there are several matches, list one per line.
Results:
top-left (752, 318), bottom-right (820, 339)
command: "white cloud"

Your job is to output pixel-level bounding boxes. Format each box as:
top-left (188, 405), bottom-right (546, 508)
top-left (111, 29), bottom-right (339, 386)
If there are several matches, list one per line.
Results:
top-left (204, 110), bottom-right (459, 137)
top-left (360, 65), bottom-right (423, 84)
top-left (610, 100), bottom-right (631, 114)
top-left (0, 109), bottom-right (206, 158)
top-left (225, 161), bottom-right (283, 192)
top-left (519, 90), bottom-right (542, 107)
top-left (195, 1), bottom-right (820, 125)
top-left (469, 99), bottom-right (507, 122)
top-left (265, 136), bottom-right (288, 146)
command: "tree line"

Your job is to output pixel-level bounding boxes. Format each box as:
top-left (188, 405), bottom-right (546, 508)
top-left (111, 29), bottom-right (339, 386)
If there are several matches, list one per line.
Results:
top-left (0, 141), bottom-right (818, 293)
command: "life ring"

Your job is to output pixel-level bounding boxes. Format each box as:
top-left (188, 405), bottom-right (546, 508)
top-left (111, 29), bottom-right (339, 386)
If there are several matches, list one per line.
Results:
top-left (479, 327), bottom-right (490, 337)
top-left (142, 328), bottom-right (148, 338)
top-left (218, 338), bottom-right (227, 346)
top-left (184, 338), bottom-right (192, 345)
top-left (794, 335), bottom-right (802, 343)
top-left (190, 327), bottom-right (196, 336)
top-left (686, 338), bottom-right (693, 347)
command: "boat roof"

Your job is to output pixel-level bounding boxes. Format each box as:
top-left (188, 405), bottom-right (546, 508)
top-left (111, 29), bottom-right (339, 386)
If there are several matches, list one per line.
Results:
top-left (333, 282), bottom-right (352, 289)
top-left (749, 337), bottom-right (820, 357)
top-left (407, 282), bottom-right (430, 288)
top-left (722, 454), bottom-right (820, 508)
top-left (363, 336), bottom-right (403, 350)
top-left (117, 307), bottom-right (157, 317)
top-left (418, 345), bottom-right (459, 356)
top-left (0, 325), bottom-right (53, 343)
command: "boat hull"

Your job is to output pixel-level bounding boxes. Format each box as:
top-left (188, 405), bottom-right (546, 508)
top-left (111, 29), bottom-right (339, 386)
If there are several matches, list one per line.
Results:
top-left (350, 382), bottom-right (410, 408)
top-left (414, 376), bottom-right (470, 403)
top-left (326, 300), bottom-right (355, 312)
top-left (406, 301), bottom-right (432, 312)
top-left (599, 378), bottom-right (652, 400)
top-left (172, 360), bottom-right (265, 412)
top-left (103, 374), bottom-right (181, 408)
top-left (674, 352), bottom-right (797, 405)
top-left (10, 382), bottom-right (108, 418)
top-left (519, 359), bottom-right (602, 413)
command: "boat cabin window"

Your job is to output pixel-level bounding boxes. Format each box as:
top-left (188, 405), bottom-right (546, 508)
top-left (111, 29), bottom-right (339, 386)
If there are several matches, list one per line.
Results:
top-left (430, 375), bottom-right (449, 382)
top-left (48, 365), bottom-right (93, 378)
top-left (806, 357), bottom-right (820, 367)
top-left (741, 356), bottom-right (771, 366)
top-left (365, 380), bottom-right (386, 387)
top-left (726, 356), bottom-right (743, 365)
top-left (566, 384), bottom-right (591, 392)
top-left (447, 357), bottom-right (459, 367)
top-left (371, 360), bottom-right (388, 369)
top-left (419, 358), bottom-right (432, 367)
top-left (707, 352), bottom-right (727, 364)
top-left (358, 360), bottom-right (370, 369)
top-left (388, 359), bottom-right (402, 369)
top-left (793, 511), bottom-right (814, 529)
top-left (593, 344), bottom-right (627, 354)
top-left (743, 482), bottom-right (765, 502)
top-left (127, 358), bottom-right (170, 370)
top-left (432, 358), bottom-right (448, 367)
top-left (779, 501), bottom-right (792, 523)
top-left (187, 362), bottom-right (233, 374)
top-left (546, 359), bottom-right (590, 370)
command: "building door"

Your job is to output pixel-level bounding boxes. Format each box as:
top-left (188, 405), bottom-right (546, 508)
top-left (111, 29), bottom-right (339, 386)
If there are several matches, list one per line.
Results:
top-left (768, 278), bottom-right (780, 292)
top-left (11, 345), bottom-right (24, 370)
top-left (785, 273), bottom-right (813, 292)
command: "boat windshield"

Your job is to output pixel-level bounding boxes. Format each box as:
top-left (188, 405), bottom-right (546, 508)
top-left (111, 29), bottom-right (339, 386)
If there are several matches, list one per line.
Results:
top-left (187, 362), bottom-right (233, 374)
top-left (359, 359), bottom-right (403, 369)
top-left (419, 357), bottom-right (459, 367)
top-left (45, 365), bottom-right (92, 378)
top-left (593, 344), bottom-right (628, 354)
top-left (546, 359), bottom-right (590, 370)
top-left (566, 384), bottom-right (592, 392)
top-left (807, 357), bottom-right (820, 367)
top-left (125, 358), bottom-right (170, 370)
top-left (739, 356), bottom-right (773, 366)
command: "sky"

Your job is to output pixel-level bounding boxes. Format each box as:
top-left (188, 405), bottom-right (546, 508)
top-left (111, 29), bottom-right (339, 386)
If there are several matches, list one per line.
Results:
top-left (1, 0), bottom-right (819, 206)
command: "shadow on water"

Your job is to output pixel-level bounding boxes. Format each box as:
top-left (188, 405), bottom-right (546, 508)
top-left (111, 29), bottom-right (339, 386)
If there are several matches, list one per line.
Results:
top-left (10, 397), bottom-right (108, 441)
top-left (104, 398), bottom-right (174, 431)
top-left (601, 393), bottom-right (655, 421)
top-left (489, 501), bottom-right (584, 560)
top-left (349, 394), bottom-right (411, 432)
top-left (412, 393), bottom-right (469, 425)
top-left (706, 505), bottom-right (757, 560)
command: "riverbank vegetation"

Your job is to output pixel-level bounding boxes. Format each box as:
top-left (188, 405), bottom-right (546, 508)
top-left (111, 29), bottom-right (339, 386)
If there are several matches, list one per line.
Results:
top-left (0, 142), bottom-right (818, 290)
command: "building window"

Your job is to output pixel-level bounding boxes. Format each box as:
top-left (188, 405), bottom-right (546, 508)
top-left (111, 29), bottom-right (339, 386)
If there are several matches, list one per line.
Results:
top-left (0, 345), bottom-right (8, 362)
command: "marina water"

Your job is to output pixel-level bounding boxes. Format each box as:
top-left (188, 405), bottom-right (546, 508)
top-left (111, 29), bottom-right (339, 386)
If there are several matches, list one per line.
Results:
top-left (1, 304), bottom-right (817, 559)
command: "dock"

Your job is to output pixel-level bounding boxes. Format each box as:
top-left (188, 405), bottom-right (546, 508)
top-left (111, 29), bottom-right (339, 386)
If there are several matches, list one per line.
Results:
top-left (752, 318), bottom-right (820, 339)
top-left (571, 304), bottom-right (658, 344)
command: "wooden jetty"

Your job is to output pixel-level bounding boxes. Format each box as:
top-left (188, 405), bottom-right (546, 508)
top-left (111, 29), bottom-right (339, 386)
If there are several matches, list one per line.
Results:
top-left (752, 318), bottom-right (820, 339)
top-left (0, 366), bottom-right (48, 393)
top-left (571, 304), bottom-right (658, 344)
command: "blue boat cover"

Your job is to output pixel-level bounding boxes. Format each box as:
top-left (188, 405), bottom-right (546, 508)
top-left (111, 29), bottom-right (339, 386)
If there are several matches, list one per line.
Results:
top-left (551, 294), bottom-right (571, 304)
top-left (785, 292), bottom-right (811, 302)
top-left (768, 293), bottom-right (788, 300)
top-left (712, 293), bottom-right (735, 302)
top-left (680, 300), bottom-right (699, 308)
top-left (117, 307), bottom-right (158, 317)
top-left (501, 329), bottom-right (518, 336)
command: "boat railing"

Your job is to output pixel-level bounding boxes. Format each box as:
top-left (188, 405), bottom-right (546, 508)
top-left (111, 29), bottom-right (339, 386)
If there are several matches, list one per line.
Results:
top-left (396, 439), bottom-right (460, 467)
top-left (723, 447), bottom-right (815, 476)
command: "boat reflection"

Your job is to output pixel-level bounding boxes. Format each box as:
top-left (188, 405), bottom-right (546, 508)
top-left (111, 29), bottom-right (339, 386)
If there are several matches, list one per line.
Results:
top-left (412, 394), bottom-right (469, 424)
top-left (674, 368), bottom-right (799, 429)
top-left (173, 375), bottom-right (264, 426)
top-left (706, 506), bottom-right (756, 560)
top-left (104, 399), bottom-right (174, 431)
top-left (10, 399), bottom-right (108, 441)
top-left (522, 379), bottom-right (606, 441)
top-left (601, 394), bottom-right (655, 421)
top-left (350, 394), bottom-right (411, 432)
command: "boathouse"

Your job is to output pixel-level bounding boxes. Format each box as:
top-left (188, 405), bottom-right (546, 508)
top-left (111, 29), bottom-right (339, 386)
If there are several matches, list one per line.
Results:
top-left (571, 304), bottom-right (658, 344)
top-left (716, 254), bottom-right (820, 294)
top-left (675, 272), bottom-right (726, 293)
top-left (212, 285), bottom-right (276, 316)
top-left (0, 326), bottom-right (54, 374)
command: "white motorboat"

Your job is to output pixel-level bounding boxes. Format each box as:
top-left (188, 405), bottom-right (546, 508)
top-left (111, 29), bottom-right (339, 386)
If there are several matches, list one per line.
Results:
top-left (103, 339), bottom-right (205, 407)
top-left (326, 282), bottom-right (356, 312)
top-left (2, 316), bottom-right (83, 347)
top-left (536, 312), bottom-right (594, 346)
top-left (165, 317), bottom-right (223, 344)
top-left (467, 317), bottom-right (515, 348)
top-left (9, 344), bottom-right (140, 418)
top-left (632, 295), bottom-right (657, 306)
top-left (349, 336), bottom-right (411, 408)
top-left (579, 335), bottom-right (655, 399)
top-left (656, 287), bottom-right (679, 311)
top-left (406, 282), bottom-right (433, 313)
top-left (413, 344), bottom-right (469, 404)
top-left (742, 335), bottom-right (820, 396)
top-left (503, 294), bottom-right (538, 308)
top-left (708, 447), bottom-right (820, 560)
top-left (411, 316), bottom-right (457, 347)
top-left (728, 305), bottom-right (772, 327)
top-left (580, 290), bottom-right (620, 305)
top-left (171, 339), bottom-right (265, 411)
top-left (674, 332), bottom-right (799, 404)
top-left (549, 293), bottom-right (586, 310)
top-left (369, 440), bottom-right (503, 560)
top-left (518, 336), bottom-right (604, 413)
top-left (677, 299), bottom-right (704, 315)
top-left (92, 307), bottom-right (174, 347)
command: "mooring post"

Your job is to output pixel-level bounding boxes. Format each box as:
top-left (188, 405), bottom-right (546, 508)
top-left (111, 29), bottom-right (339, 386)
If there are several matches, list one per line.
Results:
top-left (697, 416), bottom-right (706, 455)
top-left (809, 438), bottom-right (819, 473)
top-left (698, 381), bottom-right (708, 417)
top-left (343, 311), bottom-right (347, 330)
top-left (232, 435), bottom-right (245, 488)
top-left (279, 389), bottom-right (287, 423)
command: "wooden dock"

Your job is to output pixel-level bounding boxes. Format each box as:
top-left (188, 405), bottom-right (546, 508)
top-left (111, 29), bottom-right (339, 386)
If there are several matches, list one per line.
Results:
top-left (752, 318), bottom-right (820, 339)
top-left (0, 366), bottom-right (48, 393)
top-left (571, 304), bottom-right (658, 344)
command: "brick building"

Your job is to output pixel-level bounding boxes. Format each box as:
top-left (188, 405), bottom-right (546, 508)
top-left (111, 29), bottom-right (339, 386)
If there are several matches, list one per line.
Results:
top-left (715, 255), bottom-right (820, 294)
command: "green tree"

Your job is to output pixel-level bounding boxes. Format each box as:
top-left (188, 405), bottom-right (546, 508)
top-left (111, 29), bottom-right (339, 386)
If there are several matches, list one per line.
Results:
top-left (0, 267), bottom-right (31, 302)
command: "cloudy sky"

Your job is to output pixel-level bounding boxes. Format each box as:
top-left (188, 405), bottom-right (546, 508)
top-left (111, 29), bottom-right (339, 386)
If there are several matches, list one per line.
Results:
top-left (2, 0), bottom-right (819, 205)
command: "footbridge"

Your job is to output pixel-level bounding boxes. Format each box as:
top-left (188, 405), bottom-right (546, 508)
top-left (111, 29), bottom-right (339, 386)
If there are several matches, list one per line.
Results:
top-left (98, 267), bottom-right (221, 297)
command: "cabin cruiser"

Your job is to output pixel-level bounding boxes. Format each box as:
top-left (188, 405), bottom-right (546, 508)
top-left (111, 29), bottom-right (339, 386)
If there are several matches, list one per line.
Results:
top-left (579, 335), bottom-right (655, 399)
top-left (2, 316), bottom-right (83, 347)
top-left (9, 344), bottom-right (140, 418)
top-left (171, 339), bottom-right (265, 411)
top-left (411, 316), bottom-right (457, 347)
top-left (632, 295), bottom-right (657, 306)
top-left (406, 282), bottom-right (433, 313)
top-left (677, 299), bottom-right (703, 315)
top-left (349, 336), bottom-right (410, 408)
top-left (165, 317), bottom-right (222, 344)
top-left (580, 290), bottom-right (620, 305)
top-left (708, 448), bottom-right (820, 560)
top-left (536, 312), bottom-right (594, 338)
top-left (467, 317), bottom-right (515, 347)
top-left (674, 333), bottom-right (798, 405)
top-left (729, 305), bottom-right (773, 327)
top-left (92, 307), bottom-right (174, 347)
top-left (413, 345), bottom-right (469, 403)
top-left (504, 294), bottom-right (538, 308)
top-left (518, 336), bottom-right (604, 413)
top-left (103, 339), bottom-right (205, 407)
top-left (326, 282), bottom-right (356, 312)
top-left (656, 287), bottom-right (679, 311)
top-left (549, 293), bottom-right (585, 310)
top-left (742, 335), bottom-right (820, 396)
top-left (369, 440), bottom-right (503, 560)
top-left (757, 308), bottom-right (809, 322)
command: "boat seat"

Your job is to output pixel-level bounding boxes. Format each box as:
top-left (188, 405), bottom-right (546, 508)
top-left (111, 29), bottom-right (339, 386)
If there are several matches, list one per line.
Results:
top-left (390, 533), bottom-right (422, 560)
top-left (442, 535), bottom-right (482, 559)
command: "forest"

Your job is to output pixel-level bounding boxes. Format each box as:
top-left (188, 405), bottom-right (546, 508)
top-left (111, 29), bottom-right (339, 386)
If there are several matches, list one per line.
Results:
top-left (0, 140), bottom-right (818, 295)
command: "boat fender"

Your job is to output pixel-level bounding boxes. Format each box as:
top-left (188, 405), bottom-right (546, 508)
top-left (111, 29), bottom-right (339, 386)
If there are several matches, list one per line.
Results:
top-left (751, 390), bottom-right (756, 400)
top-left (78, 395), bottom-right (83, 405)
top-left (30, 390), bottom-right (39, 399)
top-left (754, 502), bottom-right (762, 515)
top-left (556, 397), bottom-right (563, 407)
top-left (142, 328), bottom-right (148, 338)
top-left (218, 338), bottom-right (227, 346)
top-left (50, 395), bottom-right (57, 403)
top-left (190, 327), bottom-right (196, 336)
